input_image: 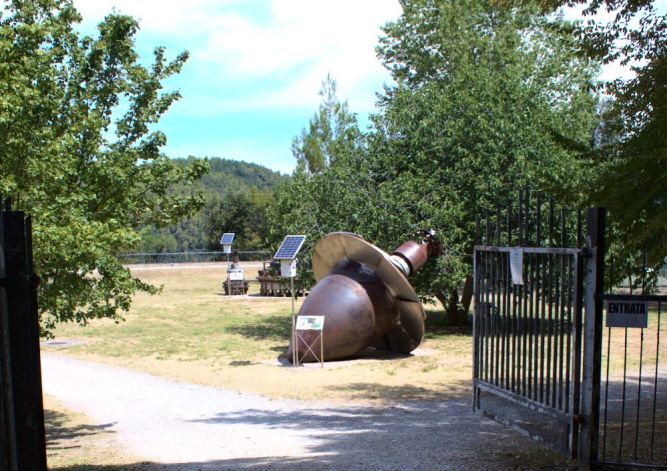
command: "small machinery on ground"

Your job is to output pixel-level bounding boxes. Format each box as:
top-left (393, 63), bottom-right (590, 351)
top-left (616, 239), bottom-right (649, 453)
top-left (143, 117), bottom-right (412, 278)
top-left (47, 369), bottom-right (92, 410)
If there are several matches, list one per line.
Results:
top-left (223, 252), bottom-right (249, 295)
top-left (256, 261), bottom-right (307, 297)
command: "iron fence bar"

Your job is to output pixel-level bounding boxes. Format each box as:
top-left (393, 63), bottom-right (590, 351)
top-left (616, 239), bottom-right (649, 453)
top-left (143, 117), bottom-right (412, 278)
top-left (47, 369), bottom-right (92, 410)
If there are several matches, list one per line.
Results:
top-left (497, 251), bottom-right (503, 387)
top-left (633, 327), bottom-right (644, 461)
top-left (478, 250), bottom-right (485, 383)
top-left (519, 189), bottom-right (524, 246)
top-left (473, 246), bottom-right (580, 255)
top-left (475, 215), bottom-right (481, 247)
top-left (540, 252), bottom-right (547, 404)
top-left (493, 251), bottom-right (499, 386)
top-left (565, 254), bottom-right (573, 413)
top-left (534, 252), bottom-right (540, 402)
top-left (487, 250), bottom-right (493, 384)
top-left (505, 201), bottom-right (511, 392)
top-left (526, 190), bottom-right (531, 246)
top-left (547, 251), bottom-right (554, 407)
top-left (491, 250), bottom-right (497, 385)
top-left (521, 250), bottom-right (529, 396)
top-left (528, 251), bottom-right (536, 400)
top-left (618, 327), bottom-right (629, 462)
top-left (649, 301), bottom-right (661, 463)
top-left (603, 327), bottom-right (612, 461)
top-left (548, 199), bottom-right (554, 247)
top-left (488, 250), bottom-right (494, 385)
top-left (473, 250), bottom-right (480, 410)
top-left (571, 251), bottom-right (584, 459)
top-left (553, 251), bottom-right (561, 409)
top-left (513, 273), bottom-right (519, 394)
top-left (496, 204), bottom-right (501, 246)
top-left (486, 210), bottom-right (491, 245)
top-left (559, 252), bottom-right (566, 411)
top-left (536, 193), bottom-right (542, 246)
top-left (504, 252), bottom-right (511, 390)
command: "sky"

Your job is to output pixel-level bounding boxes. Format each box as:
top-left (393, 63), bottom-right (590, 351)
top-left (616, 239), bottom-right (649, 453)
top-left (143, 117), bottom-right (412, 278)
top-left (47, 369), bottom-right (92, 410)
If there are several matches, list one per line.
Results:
top-left (72, 0), bottom-right (666, 176)
top-left (73, 0), bottom-right (403, 175)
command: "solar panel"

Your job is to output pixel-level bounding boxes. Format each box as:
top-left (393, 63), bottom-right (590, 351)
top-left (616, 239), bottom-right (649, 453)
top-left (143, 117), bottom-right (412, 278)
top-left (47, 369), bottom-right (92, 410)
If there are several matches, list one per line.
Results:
top-left (220, 233), bottom-right (235, 245)
top-left (274, 235), bottom-right (306, 260)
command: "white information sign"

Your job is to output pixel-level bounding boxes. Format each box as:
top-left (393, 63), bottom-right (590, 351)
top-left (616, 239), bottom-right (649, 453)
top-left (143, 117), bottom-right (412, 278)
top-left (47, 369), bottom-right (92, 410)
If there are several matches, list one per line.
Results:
top-left (606, 300), bottom-right (649, 328)
top-left (296, 315), bottom-right (325, 331)
top-left (509, 248), bottom-right (524, 285)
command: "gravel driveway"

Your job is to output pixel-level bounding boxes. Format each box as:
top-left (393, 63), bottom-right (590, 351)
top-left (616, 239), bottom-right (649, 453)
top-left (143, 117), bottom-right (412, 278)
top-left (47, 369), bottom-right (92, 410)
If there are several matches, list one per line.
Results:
top-left (41, 354), bottom-right (575, 470)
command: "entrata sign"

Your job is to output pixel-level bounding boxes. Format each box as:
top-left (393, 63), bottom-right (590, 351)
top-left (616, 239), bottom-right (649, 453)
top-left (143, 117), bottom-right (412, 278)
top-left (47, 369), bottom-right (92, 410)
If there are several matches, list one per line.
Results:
top-left (606, 300), bottom-right (649, 328)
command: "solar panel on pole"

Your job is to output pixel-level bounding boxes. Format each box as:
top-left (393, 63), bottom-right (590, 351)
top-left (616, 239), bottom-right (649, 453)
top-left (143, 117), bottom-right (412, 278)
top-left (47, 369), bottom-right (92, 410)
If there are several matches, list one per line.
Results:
top-left (274, 235), bottom-right (306, 260)
top-left (220, 233), bottom-right (235, 245)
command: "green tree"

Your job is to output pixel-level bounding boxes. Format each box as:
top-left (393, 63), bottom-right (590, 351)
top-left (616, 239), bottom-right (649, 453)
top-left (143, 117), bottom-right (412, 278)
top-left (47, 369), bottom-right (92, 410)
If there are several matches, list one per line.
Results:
top-left (522, 0), bottom-right (666, 281)
top-left (203, 187), bottom-right (274, 251)
top-left (268, 78), bottom-right (369, 284)
top-left (291, 74), bottom-right (364, 173)
top-left (361, 0), bottom-right (599, 302)
top-left (0, 0), bottom-right (207, 334)
top-left (273, 0), bottom-right (598, 310)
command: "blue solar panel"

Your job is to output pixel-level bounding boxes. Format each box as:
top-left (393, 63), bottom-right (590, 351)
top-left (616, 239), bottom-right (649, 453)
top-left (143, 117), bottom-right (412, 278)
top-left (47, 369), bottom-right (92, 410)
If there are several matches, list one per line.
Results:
top-left (220, 233), bottom-right (235, 245)
top-left (274, 235), bottom-right (306, 260)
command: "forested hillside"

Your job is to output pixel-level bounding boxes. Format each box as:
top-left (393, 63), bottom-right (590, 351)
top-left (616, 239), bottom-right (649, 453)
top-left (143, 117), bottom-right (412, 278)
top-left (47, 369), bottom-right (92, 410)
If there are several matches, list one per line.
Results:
top-left (138, 157), bottom-right (289, 253)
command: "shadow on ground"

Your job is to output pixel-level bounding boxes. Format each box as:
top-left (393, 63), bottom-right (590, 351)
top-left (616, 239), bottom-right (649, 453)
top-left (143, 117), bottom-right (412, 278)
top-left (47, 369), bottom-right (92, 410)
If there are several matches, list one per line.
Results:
top-left (228, 315), bottom-right (291, 341)
top-left (45, 409), bottom-right (116, 451)
top-left (48, 398), bottom-right (576, 471)
top-left (423, 310), bottom-right (472, 338)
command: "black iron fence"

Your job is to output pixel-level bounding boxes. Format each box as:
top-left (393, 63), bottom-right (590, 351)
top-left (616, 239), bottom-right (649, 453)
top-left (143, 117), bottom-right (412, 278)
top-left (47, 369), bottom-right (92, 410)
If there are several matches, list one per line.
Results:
top-left (593, 295), bottom-right (667, 470)
top-left (473, 192), bottom-right (584, 455)
top-left (474, 196), bottom-right (667, 470)
top-left (0, 200), bottom-right (47, 470)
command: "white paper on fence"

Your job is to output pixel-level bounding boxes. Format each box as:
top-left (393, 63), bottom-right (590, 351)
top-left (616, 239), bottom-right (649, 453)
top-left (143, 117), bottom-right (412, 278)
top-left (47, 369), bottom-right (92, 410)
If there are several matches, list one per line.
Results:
top-left (509, 248), bottom-right (524, 285)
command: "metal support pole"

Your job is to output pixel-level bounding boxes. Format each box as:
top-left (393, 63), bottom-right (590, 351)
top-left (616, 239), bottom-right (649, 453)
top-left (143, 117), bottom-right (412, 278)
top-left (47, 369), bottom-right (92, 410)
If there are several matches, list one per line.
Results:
top-left (579, 208), bottom-right (606, 470)
top-left (226, 253), bottom-right (230, 297)
top-left (291, 276), bottom-right (297, 366)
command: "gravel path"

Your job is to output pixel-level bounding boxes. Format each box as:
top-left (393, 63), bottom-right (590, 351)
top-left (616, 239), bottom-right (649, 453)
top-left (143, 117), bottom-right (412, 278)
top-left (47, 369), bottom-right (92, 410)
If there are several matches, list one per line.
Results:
top-left (41, 354), bottom-right (574, 470)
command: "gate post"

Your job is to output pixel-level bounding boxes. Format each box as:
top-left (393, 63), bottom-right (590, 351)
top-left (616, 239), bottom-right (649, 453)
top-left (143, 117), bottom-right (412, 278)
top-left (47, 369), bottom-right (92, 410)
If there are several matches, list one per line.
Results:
top-left (0, 211), bottom-right (47, 470)
top-left (579, 208), bottom-right (606, 470)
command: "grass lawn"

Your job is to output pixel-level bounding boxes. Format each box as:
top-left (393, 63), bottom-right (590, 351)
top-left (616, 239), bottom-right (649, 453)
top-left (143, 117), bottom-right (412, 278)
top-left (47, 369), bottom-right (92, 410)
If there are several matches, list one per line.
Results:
top-left (46, 263), bottom-right (473, 405)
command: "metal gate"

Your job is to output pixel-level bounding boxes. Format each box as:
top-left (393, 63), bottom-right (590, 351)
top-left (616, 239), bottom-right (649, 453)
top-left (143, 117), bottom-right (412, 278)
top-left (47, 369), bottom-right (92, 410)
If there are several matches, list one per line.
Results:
top-left (473, 193), bottom-right (584, 455)
top-left (473, 201), bottom-right (667, 470)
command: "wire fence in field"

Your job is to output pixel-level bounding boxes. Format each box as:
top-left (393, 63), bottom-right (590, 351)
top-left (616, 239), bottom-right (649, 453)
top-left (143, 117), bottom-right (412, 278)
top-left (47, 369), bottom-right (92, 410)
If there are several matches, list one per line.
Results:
top-left (118, 250), bottom-right (272, 264)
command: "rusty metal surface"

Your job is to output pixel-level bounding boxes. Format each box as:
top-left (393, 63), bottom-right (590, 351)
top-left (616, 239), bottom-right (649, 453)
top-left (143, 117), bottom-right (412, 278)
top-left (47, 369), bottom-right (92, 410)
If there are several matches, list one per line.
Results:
top-left (289, 232), bottom-right (435, 363)
top-left (392, 241), bottom-right (429, 275)
top-left (287, 259), bottom-right (394, 362)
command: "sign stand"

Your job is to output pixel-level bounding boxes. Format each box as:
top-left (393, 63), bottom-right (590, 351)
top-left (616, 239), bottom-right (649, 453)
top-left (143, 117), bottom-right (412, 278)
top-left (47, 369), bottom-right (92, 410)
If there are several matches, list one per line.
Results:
top-left (294, 315), bottom-right (325, 368)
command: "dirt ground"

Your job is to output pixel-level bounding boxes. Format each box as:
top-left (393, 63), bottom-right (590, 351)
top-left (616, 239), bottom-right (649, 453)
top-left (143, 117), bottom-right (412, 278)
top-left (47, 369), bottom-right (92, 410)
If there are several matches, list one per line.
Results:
top-left (42, 354), bottom-right (576, 471)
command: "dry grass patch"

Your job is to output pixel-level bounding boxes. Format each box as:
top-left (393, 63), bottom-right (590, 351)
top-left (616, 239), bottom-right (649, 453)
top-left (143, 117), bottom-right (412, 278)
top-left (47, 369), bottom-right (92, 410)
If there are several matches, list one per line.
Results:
top-left (47, 264), bottom-right (473, 404)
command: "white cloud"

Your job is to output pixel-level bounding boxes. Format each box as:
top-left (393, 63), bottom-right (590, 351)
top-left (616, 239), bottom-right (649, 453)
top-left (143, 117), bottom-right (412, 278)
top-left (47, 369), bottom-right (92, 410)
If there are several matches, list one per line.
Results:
top-left (73, 0), bottom-right (401, 113)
